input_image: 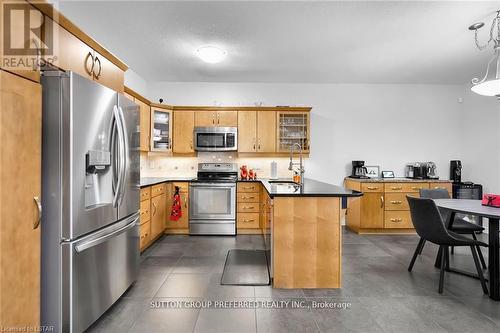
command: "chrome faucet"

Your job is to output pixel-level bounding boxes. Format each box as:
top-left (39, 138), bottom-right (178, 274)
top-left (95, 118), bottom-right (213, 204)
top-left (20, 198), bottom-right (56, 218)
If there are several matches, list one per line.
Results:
top-left (288, 143), bottom-right (305, 186)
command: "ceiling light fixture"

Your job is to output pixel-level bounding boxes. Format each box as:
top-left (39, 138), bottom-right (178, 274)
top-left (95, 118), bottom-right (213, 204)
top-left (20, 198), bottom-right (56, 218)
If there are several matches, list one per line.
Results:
top-left (469, 10), bottom-right (500, 98)
top-left (196, 46), bottom-right (227, 64)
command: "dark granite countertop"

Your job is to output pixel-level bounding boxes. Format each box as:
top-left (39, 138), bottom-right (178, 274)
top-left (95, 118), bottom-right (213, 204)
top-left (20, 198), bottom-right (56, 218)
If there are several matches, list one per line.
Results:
top-left (345, 177), bottom-right (452, 183)
top-left (141, 176), bottom-right (361, 198)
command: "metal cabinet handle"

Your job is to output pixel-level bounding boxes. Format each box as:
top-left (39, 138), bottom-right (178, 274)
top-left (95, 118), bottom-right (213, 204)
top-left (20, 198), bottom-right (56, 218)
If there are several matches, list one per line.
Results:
top-left (258, 138), bottom-right (261, 150)
top-left (367, 186), bottom-right (379, 190)
top-left (391, 187), bottom-right (402, 190)
top-left (217, 112), bottom-right (220, 125)
top-left (242, 219), bottom-right (255, 223)
top-left (244, 206), bottom-right (255, 209)
top-left (184, 197), bottom-right (188, 208)
top-left (85, 51), bottom-right (95, 76)
top-left (241, 196), bottom-right (255, 199)
top-left (411, 187), bottom-right (422, 190)
top-left (33, 196), bottom-right (41, 229)
top-left (380, 196), bottom-right (384, 208)
top-left (152, 202), bottom-right (157, 216)
top-left (390, 200), bottom-right (403, 205)
top-left (93, 56), bottom-right (102, 79)
top-left (242, 186), bottom-right (255, 190)
top-left (190, 139), bottom-right (193, 150)
top-left (390, 218), bottom-right (403, 222)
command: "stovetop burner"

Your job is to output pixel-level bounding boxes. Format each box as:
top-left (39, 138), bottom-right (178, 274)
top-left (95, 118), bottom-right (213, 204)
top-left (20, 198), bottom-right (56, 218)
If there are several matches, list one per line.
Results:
top-left (196, 163), bottom-right (238, 182)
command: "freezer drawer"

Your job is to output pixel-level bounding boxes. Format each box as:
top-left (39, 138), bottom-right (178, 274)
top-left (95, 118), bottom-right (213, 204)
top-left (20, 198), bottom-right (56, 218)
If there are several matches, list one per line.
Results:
top-left (62, 213), bottom-right (139, 333)
top-left (189, 221), bottom-right (236, 235)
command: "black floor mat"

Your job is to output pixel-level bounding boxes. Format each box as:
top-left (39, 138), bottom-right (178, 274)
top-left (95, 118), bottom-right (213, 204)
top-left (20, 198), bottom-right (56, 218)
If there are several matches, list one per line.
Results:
top-left (221, 249), bottom-right (270, 286)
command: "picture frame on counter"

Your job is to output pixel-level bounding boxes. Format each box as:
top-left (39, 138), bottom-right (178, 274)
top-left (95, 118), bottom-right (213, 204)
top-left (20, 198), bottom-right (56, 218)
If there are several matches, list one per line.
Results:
top-left (381, 170), bottom-right (395, 178)
top-left (365, 165), bottom-right (380, 178)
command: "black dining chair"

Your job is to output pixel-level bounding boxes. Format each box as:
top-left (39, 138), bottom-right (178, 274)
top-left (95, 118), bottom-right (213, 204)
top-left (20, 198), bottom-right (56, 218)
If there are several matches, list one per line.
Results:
top-left (418, 188), bottom-right (486, 269)
top-left (407, 196), bottom-right (488, 294)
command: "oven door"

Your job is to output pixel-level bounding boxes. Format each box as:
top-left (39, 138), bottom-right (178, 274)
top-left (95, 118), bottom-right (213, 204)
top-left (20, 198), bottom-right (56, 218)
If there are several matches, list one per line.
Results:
top-left (189, 183), bottom-right (236, 220)
top-left (194, 127), bottom-right (237, 151)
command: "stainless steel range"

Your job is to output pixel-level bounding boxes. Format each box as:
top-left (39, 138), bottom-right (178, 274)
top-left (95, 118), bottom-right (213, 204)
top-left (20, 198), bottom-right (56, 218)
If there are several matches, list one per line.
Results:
top-left (189, 163), bottom-right (237, 235)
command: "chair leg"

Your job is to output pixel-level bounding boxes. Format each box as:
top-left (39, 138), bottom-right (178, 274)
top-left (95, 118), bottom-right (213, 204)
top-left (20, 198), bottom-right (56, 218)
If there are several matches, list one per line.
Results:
top-left (470, 246), bottom-right (489, 295)
top-left (445, 246), bottom-right (450, 271)
top-left (451, 246), bottom-right (454, 255)
top-left (471, 233), bottom-right (487, 269)
top-left (418, 239), bottom-right (426, 255)
top-left (439, 245), bottom-right (447, 294)
top-left (408, 238), bottom-right (425, 272)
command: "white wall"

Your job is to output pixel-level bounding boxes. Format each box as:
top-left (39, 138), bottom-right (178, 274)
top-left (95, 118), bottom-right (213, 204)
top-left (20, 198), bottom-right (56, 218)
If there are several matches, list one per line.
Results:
top-left (147, 82), bottom-right (465, 186)
top-left (124, 69), bottom-right (148, 96)
top-left (460, 86), bottom-right (500, 194)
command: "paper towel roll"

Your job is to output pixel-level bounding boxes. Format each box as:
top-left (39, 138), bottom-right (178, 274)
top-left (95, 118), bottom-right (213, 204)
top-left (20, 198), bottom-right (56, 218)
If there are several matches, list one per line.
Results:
top-left (270, 161), bottom-right (278, 180)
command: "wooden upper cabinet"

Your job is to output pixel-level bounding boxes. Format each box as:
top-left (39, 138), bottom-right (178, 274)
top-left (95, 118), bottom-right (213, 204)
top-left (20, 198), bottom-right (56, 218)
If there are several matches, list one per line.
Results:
top-left (276, 111), bottom-right (310, 153)
top-left (0, 70), bottom-right (41, 328)
top-left (173, 111), bottom-right (195, 154)
top-left (194, 111), bottom-right (237, 127)
top-left (195, 111), bottom-right (216, 126)
top-left (137, 99), bottom-right (150, 152)
top-left (150, 107), bottom-right (173, 152)
top-left (257, 111), bottom-right (276, 153)
top-left (49, 17), bottom-right (94, 80)
top-left (238, 111), bottom-right (257, 152)
top-left (217, 111), bottom-right (238, 126)
top-left (91, 51), bottom-right (124, 93)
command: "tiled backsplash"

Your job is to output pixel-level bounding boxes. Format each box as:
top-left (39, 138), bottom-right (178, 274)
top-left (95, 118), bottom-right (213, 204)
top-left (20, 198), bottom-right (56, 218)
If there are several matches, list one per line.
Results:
top-left (140, 152), bottom-right (299, 179)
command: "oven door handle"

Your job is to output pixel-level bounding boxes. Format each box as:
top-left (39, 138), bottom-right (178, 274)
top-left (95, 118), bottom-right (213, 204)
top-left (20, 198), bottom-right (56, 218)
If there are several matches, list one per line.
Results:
top-left (190, 183), bottom-right (236, 188)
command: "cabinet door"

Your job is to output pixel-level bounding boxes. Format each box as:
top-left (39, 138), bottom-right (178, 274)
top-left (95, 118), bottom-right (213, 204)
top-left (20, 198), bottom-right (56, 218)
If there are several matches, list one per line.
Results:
top-left (50, 17), bottom-right (94, 80)
top-left (150, 108), bottom-right (172, 152)
top-left (276, 112), bottom-right (310, 153)
top-left (217, 111), bottom-right (238, 126)
top-left (140, 222), bottom-right (151, 251)
top-left (92, 51), bottom-right (124, 92)
top-left (173, 111), bottom-right (195, 154)
top-left (195, 111), bottom-right (216, 126)
top-left (257, 111), bottom-right (276, 152)
top-left (237, 111), bottom-right (257, 152)
top-left (137, 99), bottom-right (150, 152)
top-left (0, 70), bottom-right (41, 327)
top-left (360, 193), bottom-right (384, 229)
top-left (151, 193), bottom-right (166, 239)
top-left (177, 191), bottom-right (189, 229)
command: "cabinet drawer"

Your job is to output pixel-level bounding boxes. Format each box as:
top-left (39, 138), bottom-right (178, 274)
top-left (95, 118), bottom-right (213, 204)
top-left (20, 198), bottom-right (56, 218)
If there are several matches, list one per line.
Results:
top-left (384, 211), bottom-right (414, 229)
top-left (237, 183), bottom-right (260, 193)
top-left (237, 203), bottom-right (260, 213)
top-left (140, 187), bottom-right (151, 201)
top-left (237, 213), bottom-right (260, 229)
top-left (172, 182), bottom-right (189, 193)
top-left (140, 221), bottom-right (151, 250)
top-left (151, 184), bottom-right (165, 197)
top-left (361, 183), bottom-right (383, 192)
top-left (140, 200), bottom-right (150, 224)
top-left (237, 192), bottom-right (260, 203)
top-left (429, 182), bottom-right (452, 194)
top-left (384, 183), bottom-right (429, 193)
top-left (384, 193), bottom-right (418, 211)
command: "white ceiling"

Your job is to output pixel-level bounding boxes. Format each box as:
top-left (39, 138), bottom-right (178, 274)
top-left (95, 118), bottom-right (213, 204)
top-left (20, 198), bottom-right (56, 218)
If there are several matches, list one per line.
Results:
top-left (57, 1), bottom-right (500, 84)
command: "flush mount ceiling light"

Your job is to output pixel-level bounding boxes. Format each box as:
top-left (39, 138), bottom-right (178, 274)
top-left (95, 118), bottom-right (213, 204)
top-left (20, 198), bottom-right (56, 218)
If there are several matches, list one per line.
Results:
top-left (196, 46), bottom-right (227, 64)
top-left (469, 10), bottom-right (500, 98)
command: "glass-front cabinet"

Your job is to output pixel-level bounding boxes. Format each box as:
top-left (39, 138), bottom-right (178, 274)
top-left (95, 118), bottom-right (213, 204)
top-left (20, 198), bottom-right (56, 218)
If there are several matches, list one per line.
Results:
top-left (276, 111), bottom-right (310, 153)
top-left (150, 107), bottom-right (173, 152)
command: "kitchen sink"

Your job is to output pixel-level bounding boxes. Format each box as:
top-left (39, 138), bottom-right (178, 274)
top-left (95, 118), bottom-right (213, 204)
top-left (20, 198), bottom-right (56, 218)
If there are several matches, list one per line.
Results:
top-left (268, 181), bottom-right (302, 194)
top-left (268, 180), bottom-right (300, 185)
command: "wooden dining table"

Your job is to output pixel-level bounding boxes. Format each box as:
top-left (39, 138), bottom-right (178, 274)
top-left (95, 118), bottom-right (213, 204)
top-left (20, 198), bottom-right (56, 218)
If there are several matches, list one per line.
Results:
top-left (434, 199), bottom-right (500, 301)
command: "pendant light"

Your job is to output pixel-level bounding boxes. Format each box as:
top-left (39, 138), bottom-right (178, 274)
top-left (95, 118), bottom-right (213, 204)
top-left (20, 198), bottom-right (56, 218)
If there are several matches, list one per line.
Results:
top-left (469, 10), bottom-right (500, 98)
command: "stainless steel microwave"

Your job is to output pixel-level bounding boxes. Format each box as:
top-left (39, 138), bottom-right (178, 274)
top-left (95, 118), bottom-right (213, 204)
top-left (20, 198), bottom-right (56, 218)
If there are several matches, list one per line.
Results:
top-left (193, 127), bottom-right (238, 152)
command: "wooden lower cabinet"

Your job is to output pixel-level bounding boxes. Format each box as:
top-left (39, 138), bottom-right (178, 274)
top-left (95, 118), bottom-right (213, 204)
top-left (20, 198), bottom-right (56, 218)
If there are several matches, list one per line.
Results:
top-left (344, 178), bottom-right (452, 234)
top-left (237, 182), bottom-right (261, 234)
top-left (151, 193), bottom-right (166, 239)
top-left (165, 182), bottom-right (189, 233)
top-left (140, 221), bottom-right (151, 250)
top-left (0, 70), bottom-right (42, 328)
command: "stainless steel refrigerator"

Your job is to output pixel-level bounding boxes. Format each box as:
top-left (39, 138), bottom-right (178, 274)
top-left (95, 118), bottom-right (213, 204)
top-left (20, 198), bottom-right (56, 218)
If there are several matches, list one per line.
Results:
top-left (41, 71), bottom-right (140, 333)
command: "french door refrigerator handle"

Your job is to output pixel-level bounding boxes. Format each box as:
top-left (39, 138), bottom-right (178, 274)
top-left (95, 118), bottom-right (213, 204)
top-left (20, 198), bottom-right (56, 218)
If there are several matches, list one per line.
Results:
top-left (74, 215), bottom-right (139, 253)
top-left (117, 106), bottom-right (129, 205)
top-left (112, 105), bottom-right (125, 208)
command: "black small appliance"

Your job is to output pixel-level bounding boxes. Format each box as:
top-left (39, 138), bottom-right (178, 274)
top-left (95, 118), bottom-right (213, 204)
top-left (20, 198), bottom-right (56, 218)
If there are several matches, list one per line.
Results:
top-left (351, 161), bottom-right (369, 179)
top-left (450, 160), bottom-right (462, 183)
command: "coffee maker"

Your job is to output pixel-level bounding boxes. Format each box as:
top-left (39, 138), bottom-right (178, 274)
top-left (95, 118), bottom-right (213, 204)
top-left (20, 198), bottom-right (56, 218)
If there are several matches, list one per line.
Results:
top-left (351, 161), bottom-right (369, 179)
top-left (450, 160), bottom-right (462, 183)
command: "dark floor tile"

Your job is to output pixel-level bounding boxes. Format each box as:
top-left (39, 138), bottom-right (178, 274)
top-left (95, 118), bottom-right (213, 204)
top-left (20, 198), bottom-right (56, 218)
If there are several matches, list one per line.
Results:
top-left (194, 307), bottom-right (256, 333)
top-left (147, 242), bottom-right (186, 257)
top-left (155, 273), bottom-right (211, 298)
top-left (121, 265), bottom-right (170, 299)
top-left (255, 285), bottom-right (305, 298)
top-left (342, 243), bottom-right (391, 257)
top-left (204, 273), bottom-right (255, 299)
top-left (456, 295), bottom-right (500, 326)
top-left (256, 298), bottom-right (318, 333)
top-left (128, 298), bottom-right (200, 333)
top-left (140, 256), bottom-right (179, 269)
top-left (85, 298), bottom-right (148, 333)
top-left (173, 256), bottom-right (224, 274)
